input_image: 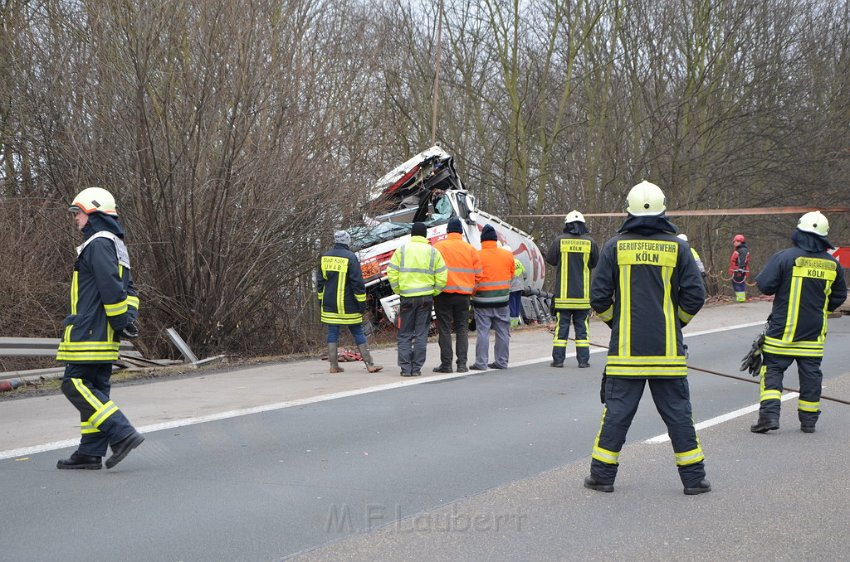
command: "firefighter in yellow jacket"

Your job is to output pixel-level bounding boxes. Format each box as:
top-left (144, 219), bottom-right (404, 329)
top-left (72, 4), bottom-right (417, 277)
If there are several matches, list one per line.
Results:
top-left (546, 210), bottom-right (598, 368)
top-left (56, 188), bottom-right (144, 470)
top-left (387, 222), bottom-right (447, 376)
top-left (584, 181), bottom-right (710, 495)
top-left (750, 211), bottom-right (847, 434)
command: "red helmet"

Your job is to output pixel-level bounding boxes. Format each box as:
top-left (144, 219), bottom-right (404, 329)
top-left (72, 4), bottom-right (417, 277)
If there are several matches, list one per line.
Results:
top-left (733, 234), bottom-right (745, 243)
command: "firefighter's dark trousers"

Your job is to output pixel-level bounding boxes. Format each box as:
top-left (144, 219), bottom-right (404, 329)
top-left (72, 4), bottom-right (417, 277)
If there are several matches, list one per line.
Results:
top-left (397, 295), bottom-right (433, 375)
top-left (731, 273), bottom-right (747, 302)
top-left (759, 352), bottom-right (822, 426)
top-left (434, 292), bottom-right (470, 369)
top-left (552, 309), bottom-right (590, 365)
top-left (590, 377), bottom-right (706, 487)
top-left (61, 363), bottom-right (137, 457)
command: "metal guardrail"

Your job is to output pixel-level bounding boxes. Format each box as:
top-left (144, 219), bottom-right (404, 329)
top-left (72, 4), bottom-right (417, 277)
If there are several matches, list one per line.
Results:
top-left (0, 337), bottom-right (135, 357)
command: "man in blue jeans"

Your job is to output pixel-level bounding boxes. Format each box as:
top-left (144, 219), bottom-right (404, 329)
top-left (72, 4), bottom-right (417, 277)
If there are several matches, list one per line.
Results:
top-left (317, 230), bottom-right (382, 373)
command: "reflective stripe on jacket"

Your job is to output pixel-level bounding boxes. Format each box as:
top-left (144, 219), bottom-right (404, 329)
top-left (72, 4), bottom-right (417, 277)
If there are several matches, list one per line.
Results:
top-left (317, 243), bottom-right (367, 325)
top-left (690, 247), bottom-right (705, 274)
top-left (56, 234), bottom-right (139, 363)
top-left (756, 247), bottom-right (847, 357)
top-left (510, 258), bottom-right (527, 292)
top-left (433, 233), bottom-right (482, 295)
top-left (591, 233), bottom-right (705, 378)
top-left (387, 236), bottom-right (448, 297)
top-left (546, 233), bottom-right (599, 309)
top-left (472, 241), bottom-right (514, 307)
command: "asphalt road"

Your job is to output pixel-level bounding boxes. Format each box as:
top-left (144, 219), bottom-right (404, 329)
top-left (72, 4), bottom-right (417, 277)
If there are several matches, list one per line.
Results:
top-left (2, 321), bottom-right (849, 561)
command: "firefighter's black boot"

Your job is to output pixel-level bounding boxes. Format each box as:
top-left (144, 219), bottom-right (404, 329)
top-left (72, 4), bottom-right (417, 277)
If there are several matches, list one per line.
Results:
top-left (801, 423), bottom-right (816, 433)
top-left (328, 343), bottom-right (344, 373)
top-left (57, 451), bottom-right (101, 470)
top-left (750, 417), bottom-right (779, 433)
top-left (583, 475), bottom-right (614, 493)
top-left (105, 431), bottom-right (145, 469)
top-left (358, 344), bottom-right (383, 373)
top-left (684, 479), bottom-right (712, 495)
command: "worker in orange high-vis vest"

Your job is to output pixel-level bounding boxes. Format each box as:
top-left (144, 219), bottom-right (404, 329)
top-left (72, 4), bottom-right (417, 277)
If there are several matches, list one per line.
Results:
top-left (470, 224), bottom-right (515, 370)
top-left (432, 218), bottom-right (482, 373)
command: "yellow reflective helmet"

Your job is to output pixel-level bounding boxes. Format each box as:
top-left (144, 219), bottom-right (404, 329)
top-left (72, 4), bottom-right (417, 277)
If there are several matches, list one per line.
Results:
top-left (70, 187), bottom-right (118, 216)
top-left (565, 210), bottom-right (585, 223)
top-left (626, 180), bottom-right (666, 217)
top-left (797, 211), bottom-right (829, 237)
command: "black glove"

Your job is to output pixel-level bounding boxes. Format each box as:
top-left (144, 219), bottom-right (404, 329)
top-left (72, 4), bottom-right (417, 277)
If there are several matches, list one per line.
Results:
top-left (121, 320), bottom-right (139, 340)
top-left (740, 333), bottom-right (765, 376)
top-left (600, 369), bottom-right (607, 404)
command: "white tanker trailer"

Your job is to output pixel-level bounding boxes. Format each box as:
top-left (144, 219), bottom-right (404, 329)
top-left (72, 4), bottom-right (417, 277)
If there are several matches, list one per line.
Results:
top-left (349, 146), bottom-right (548, 327)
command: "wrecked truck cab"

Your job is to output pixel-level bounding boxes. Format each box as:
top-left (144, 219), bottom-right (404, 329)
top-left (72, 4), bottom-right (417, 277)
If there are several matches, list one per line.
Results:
top-left (350, 146), bottom-right (545, 328)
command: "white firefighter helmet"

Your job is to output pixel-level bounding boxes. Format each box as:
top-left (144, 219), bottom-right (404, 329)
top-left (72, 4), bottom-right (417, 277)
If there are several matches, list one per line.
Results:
top-left (565, 210), bottom-right (585, 223)
top-left (677, 233), bottom-right (688, 242)
top-left (626, 180), bottom-right (666, 216)
top-left (797, 211), bottom-right (829, 237)
top-left (69, 187), bottom-right (118, 216)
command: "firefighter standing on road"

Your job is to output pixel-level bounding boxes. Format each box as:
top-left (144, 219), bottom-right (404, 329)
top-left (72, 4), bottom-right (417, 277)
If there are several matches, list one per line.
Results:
top-left (729, 234), bottom-right (750, 302)
top-left (432, 218), bottom-right (482, 373)
top-left (584, 181), bottom-right (710, 495)
top-left (546, 210), bottom-right (598, 368)
top-left (317, 230), bottom-right (382, 374)
top-left (56, 187), bottom-right (144, 470)
top-left (749, 211), bottom-right (847, 434)
top-left (387, 222), bottom-right (447, 376)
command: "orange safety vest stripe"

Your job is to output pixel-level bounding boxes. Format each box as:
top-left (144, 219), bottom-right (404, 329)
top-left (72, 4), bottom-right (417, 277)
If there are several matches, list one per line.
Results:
top-left (434, 233), bottom-right (482, 294)
top-left (475, 241), bottom-right (514, 293)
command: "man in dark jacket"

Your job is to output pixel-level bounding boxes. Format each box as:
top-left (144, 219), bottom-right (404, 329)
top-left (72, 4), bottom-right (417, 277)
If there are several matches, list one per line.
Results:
top-left (546, 210), bottom-right (598, 368)
top-left (56, 187), bottom-right (144, 470)
top-left (750, 211), bottom-right (847, 434)
top-left (317, 230), bottom-right (382, 373)
top-left (584, 181), bottom-right (710, 495)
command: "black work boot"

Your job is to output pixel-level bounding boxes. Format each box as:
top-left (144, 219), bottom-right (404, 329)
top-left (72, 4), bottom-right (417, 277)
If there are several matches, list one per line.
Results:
top-left (57, 451), bottom-right (102, 470)
top-left (750, 417), bottom-right (779, 433)
top-left (550, 361), bottom-right (564, 368)
top-left (583, 475), bottom-right (614, 493)
top-left (684, 479), bottom-right (712, 495)
top-left (801, 423), bottom-right (816, 433)
top-left (105, 431), bottom-right (145, 469)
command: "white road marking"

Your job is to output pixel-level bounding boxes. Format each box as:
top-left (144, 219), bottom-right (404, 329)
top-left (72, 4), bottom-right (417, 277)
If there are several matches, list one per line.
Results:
top-left (0, 321), bottom-right (768, 460)
top-left (644, 393), bottom-right (799, 444)
top-left (683, 321), bottom-right (765, 337)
